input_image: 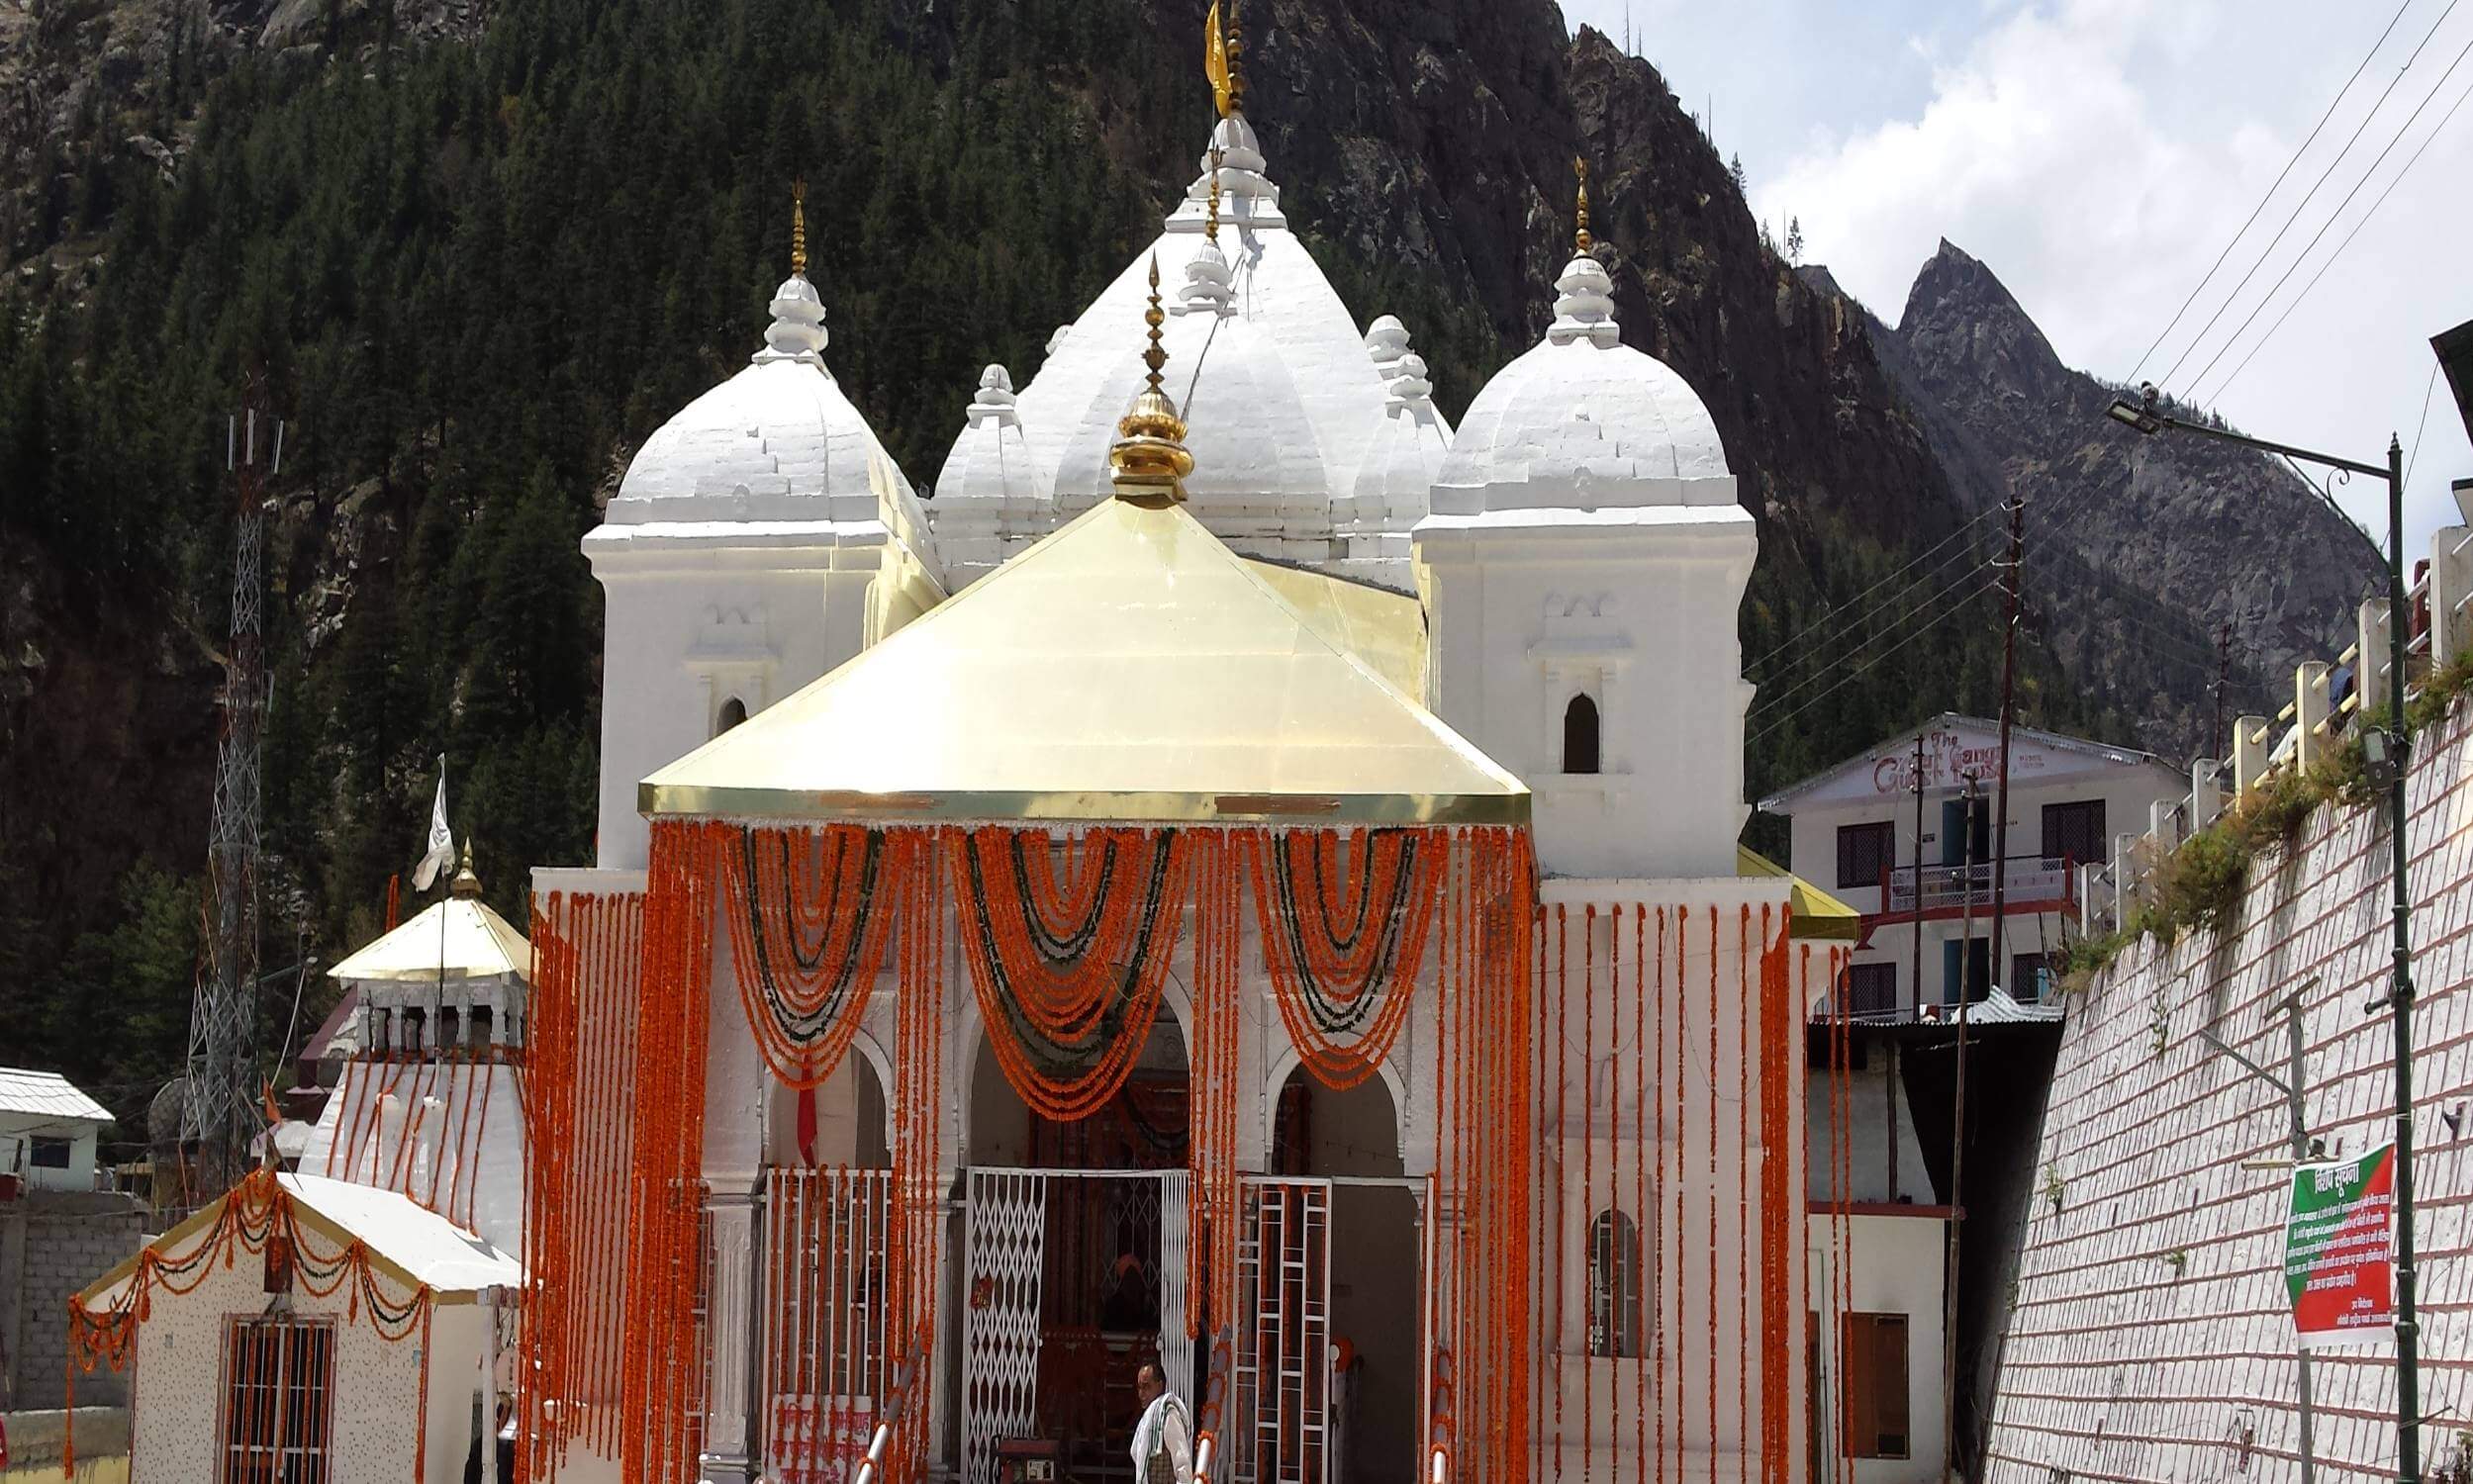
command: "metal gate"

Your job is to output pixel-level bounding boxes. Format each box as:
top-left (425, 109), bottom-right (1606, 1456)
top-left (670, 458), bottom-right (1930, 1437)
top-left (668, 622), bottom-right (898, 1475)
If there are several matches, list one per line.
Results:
top-left (963, 1168), bottom-right (1050, 1484)
top-left (762, 1167), bottom-right (891, 1484)
top-left (1160, 1169), bottom-right (1193, 1407)
top-left (1232, 1177), bottom-right (1333, 1484)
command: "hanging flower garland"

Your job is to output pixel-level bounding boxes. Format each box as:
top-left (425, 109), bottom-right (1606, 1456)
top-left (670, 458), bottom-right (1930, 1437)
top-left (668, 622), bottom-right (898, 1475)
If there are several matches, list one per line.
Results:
top-left (953, 825), bottom-right (1192, 1122)
top-left (1250, 827), bottom-right (1443, 1090)
top-left (63, 1165), bottom-right (438, 1478)
top-left (716, 821), bottom-right (897, 1088)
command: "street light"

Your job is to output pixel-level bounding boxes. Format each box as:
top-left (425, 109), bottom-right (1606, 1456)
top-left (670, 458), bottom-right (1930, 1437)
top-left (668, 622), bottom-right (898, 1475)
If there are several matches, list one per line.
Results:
top-left (2105, 385), bottom-right (2419, 1484)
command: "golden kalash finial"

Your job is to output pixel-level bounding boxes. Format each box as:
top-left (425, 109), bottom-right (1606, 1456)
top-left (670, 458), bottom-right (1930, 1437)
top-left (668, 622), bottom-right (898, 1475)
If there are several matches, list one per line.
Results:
top-left (1224, 0), bottom-right (1247, 116)
top-left (1108, 256), bottom-right (1194, 503)
top-left (451, 840), bottom-right (483, 899)
top-left (1573, 156), bottom-right (1592, 254)
top-left (791, 178), bottom-right (808, 278)
top-left (1206, 145), bottom-right (1224, 244)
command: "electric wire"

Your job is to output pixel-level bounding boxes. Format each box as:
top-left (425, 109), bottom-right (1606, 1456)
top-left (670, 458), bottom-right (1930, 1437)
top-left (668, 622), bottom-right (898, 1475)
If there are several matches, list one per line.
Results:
top-left (1749, 574), bottom-right (2009, 743)
top-left (1749, 540), bottom-right (2001, 682)
top-left (2155, 0), bottom-right (2465, 392)
top-left (2126, 0), bottom-right (2419, 386)
top-left (2187, 22), bottom-right (2473, 400)
top-left (2202, 63), bottom-right (2473, 405)
top-left (1742, 501), bottom-right (2005, 674)
top-left (2406, 360), bottom-right (2445, 488)
top-left (1749, 553), bottom-right (2001, 710)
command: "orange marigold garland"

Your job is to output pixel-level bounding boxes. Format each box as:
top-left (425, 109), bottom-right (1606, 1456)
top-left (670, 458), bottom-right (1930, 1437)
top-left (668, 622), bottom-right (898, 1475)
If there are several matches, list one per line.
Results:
top-left (622, 820), bottom-right (719, 1483)
top-left (717, 822), bottom-right (898, 1088)
top-left (1757, 906), bottom-right (1794, 1479)
top-left (1187, 829), bottom-right (1248, 1342)
top-left (888, 827), bottom-right (950, 1484)
top-left (1249, 827), bottom-right (1443, 1090)
top-left (953, 825), bottom-right (1191, 1122)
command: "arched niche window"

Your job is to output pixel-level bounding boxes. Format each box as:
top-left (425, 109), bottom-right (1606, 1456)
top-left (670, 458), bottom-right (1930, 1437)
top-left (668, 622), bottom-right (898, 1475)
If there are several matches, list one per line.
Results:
top-left (1588, 1208), bottom-right (1644, 1358)
top-left (715, 696), bottom-right (749, 736)
top-left (1564, 694), bottom-right (1601, 775)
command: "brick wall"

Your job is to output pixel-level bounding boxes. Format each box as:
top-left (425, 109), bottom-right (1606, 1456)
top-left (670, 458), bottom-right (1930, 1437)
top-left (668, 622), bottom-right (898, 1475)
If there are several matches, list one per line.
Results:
top-left (1983, 705), bottom-right (2473, 1480)
top-left (0, 1192), bottom-right (147, 1412)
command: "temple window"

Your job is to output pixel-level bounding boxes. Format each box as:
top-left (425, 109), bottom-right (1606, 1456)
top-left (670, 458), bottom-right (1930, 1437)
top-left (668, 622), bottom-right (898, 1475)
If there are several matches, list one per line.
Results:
top-left (1564, 694), bottom-right (1601, 775)
top-left (1587, 1208), bottom-right (1643, 1358)
top-left (715, 696), bottom-right (748, 736)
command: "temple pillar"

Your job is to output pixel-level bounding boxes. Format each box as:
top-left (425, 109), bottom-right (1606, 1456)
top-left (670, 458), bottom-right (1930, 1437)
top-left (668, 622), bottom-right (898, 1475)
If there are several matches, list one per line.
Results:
top-left (699, 1177), bottom-right (764, 1484)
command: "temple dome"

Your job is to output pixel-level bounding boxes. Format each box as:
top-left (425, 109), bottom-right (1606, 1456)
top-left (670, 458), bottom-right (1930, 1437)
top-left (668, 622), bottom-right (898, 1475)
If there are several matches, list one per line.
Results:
top-left (610, 272), bottom-right (917, 523)
top-left (1431, 252), bottom-right (1731, 515)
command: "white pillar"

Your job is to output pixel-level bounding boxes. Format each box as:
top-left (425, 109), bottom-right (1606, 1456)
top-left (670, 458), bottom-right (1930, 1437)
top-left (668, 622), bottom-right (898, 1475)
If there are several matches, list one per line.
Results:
top-left (2191, 759), bottom-right (2225, 833)
top-left (2358, 598), bottom-right (2393, 716)
top-left (700, 1179), bottom-right (763, 1484)
top-left (2429, 525), bottom-right (2473, 665)
top-left (2234, 714), bottom-right (2271, 796)
top-left (2294, 661), bottom-right (2331, 771)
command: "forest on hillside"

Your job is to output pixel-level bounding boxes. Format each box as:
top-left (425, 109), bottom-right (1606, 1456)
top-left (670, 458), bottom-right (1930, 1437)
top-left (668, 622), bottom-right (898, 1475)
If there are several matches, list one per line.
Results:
top-left (0, 0), bottom-right (2092, 1146)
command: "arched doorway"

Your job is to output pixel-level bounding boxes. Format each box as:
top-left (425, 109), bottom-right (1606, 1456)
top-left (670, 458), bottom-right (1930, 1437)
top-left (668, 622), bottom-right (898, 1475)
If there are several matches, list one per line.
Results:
top-left (961, 1007), bottom-right (1192, 1484)
top-left (758, 1048), bottom-right (894, 1481)
top-left (1268, 1065), bottom-right (1418, 1484)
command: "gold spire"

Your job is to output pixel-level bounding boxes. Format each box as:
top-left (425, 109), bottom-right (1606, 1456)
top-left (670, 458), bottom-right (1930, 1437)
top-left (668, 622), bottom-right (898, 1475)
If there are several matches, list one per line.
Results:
top-left (450, 840), bottom-right (482, 899)
top-left (1108, 256), bottom-right (1194, 503)
top-left (1225, 0), bottom-right (1246, 116)
top-left (1206, 145), bottom-right (1224, 244)
top-left (791, 178), bottom-right (808, 279)
top-left (1573, 156), bottom-right (1592, 254)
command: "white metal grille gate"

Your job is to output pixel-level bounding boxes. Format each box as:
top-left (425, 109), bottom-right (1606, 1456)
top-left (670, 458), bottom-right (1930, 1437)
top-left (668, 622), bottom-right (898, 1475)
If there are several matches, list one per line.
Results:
top-left (762, 1167), bottom-right (891, 1484)
top-left (1232, 1177), bottom-right (1333, 1484)
top-left (963, 1168), bottom-right (1050, 1484)
top-left (1160, 1169), bottom-right (1192, 1407)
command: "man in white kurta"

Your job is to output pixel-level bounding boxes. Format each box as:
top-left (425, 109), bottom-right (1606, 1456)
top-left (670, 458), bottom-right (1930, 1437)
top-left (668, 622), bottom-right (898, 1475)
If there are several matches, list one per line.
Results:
top-left (1130, 1362), bottom-right (1195, 1484)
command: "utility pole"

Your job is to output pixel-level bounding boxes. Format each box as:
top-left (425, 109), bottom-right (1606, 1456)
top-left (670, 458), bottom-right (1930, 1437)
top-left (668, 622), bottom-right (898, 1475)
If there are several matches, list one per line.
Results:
top-left (1987, 495), bottom-right (2025, 989)
top-left (1942, 771), bottom-right (1981, 1484)
top-left (2213, 622), bottom-right (2233, 765)
top-left (179, 389), bottom-right (282, 1200)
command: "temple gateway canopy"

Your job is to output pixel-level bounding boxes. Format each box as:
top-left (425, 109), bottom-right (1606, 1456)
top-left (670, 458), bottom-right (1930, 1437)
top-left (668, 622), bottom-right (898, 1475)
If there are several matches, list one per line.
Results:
top-left (638, 494), bottom-right (1527, 826)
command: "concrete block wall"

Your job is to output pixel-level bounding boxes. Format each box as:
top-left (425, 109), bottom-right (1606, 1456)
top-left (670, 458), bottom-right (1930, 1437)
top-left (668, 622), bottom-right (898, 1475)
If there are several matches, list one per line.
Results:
top-left (1982, 700), bottom-right (2473, 1480)
top-left (0, 1193), bottom-right (145, 1412)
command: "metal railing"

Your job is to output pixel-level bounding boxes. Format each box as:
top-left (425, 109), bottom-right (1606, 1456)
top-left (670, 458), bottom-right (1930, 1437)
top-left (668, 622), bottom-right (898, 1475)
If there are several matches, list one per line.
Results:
top-left (1883, 855), bottom-right (2076, 915)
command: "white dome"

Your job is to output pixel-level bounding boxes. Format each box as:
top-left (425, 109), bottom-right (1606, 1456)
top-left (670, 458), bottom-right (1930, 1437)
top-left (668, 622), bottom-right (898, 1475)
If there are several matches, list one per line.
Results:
top-left (610, 273), bottom-right (917, 524)
top-left (1431, 254), bottom-right (1731, 516)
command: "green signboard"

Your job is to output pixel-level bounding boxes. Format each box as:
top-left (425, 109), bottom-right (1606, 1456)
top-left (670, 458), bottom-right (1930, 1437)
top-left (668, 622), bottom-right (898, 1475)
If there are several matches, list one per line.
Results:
top-left (2285, 1142), bottom-right (2397, 1343)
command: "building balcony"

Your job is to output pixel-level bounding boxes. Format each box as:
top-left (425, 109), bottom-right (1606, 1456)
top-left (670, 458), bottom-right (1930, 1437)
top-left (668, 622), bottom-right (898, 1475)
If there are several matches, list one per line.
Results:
top-left (1867, 854), bottom-right (2076, 928)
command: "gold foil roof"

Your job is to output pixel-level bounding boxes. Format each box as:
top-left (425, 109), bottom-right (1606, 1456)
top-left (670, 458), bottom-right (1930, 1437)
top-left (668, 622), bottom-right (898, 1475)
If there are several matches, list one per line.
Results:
top-left (640, 497), bottom-right (1527, 824)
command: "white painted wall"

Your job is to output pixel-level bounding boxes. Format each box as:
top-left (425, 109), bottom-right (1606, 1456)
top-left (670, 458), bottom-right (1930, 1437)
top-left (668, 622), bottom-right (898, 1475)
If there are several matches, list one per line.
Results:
top-left (125, 1249), bottom-right (498, 1484)
top-left (1417, 511), bottom-right (1758, 881)
top-left (0, 1114), bottom-right (103, 1192)
top-left (1807, 1214), bottom-right (1949, 1484)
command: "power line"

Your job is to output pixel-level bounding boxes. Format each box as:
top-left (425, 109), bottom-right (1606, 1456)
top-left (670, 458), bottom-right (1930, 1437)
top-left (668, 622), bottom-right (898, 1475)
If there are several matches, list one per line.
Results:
top-left (2156, 0), bottom-right (2466, 392)
top-left (2407, 360), bottom-right (2446, 487)
top-left (2126, 0), bottom-right (2419, 385)
top-left (2203, 62), bottom-right (2473, 404)
top-left (1744, 502), bottom-right (2004, 674)
top-left (2186, 22), bottom-right (2473, 399)
top-left (1749, 557), bottom-right (2002, 712)
top-left (1750, 572), bottom-right (2010, 740)
top-left (1751, 543), bottom-right (1999, 682)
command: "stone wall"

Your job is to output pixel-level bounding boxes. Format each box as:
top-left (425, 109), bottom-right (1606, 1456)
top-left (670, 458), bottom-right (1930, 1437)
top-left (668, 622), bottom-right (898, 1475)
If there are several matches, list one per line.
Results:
top-left (1981, 702), bottom-right (2473, 1480)
top-left (0, 1192), bottom-right (145, 1412)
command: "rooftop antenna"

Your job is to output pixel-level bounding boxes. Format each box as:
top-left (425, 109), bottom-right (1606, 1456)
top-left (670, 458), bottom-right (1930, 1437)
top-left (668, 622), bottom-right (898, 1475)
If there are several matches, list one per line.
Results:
top-left (180, 377), bottom-right (282, 1199)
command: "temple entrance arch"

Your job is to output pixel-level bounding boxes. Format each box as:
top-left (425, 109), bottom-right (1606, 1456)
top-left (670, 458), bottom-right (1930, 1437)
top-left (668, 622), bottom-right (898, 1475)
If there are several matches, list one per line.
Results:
top-left (765, 1040), bottom-right (891, 1169)
top-left (1258, 1064), bottom-right (1420, 1484)
top-left (961, 1002), bottom-right (1195, 1484)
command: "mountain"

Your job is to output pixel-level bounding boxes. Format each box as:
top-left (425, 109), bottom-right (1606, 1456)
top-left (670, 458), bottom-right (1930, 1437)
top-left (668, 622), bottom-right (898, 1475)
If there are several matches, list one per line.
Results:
top-left (0, 0), bottom-right (2106, 1128)
top-left (1817, 241), bottom-right (2379, 754)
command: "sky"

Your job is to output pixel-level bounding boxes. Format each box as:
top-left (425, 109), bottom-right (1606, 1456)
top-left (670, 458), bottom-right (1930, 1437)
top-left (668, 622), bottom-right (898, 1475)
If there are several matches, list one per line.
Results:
top-left (1558, 0), bottom-right (2473, 555)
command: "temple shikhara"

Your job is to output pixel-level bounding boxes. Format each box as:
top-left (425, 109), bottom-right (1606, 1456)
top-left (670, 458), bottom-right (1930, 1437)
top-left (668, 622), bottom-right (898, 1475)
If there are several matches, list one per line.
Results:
top-left (70, 16), bottom-right (1868, 1484)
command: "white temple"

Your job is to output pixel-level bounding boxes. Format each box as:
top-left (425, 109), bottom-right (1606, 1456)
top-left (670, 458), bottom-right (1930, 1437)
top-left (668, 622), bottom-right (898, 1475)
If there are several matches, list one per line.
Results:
top-left (522, 34), bottom-right (1855, 1484)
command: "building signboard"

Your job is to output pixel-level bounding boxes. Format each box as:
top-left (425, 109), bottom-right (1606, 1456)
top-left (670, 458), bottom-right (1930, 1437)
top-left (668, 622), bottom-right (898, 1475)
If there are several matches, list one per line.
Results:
top-left (2285, 1143), bottom-right (2397, 1344)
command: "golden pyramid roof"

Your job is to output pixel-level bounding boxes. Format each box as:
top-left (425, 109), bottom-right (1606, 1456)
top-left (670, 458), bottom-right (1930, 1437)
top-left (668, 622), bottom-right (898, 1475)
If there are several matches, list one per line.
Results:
top-left (640, 496), bottom-right (1525, 825)
top-left (327, 895), bottom-right (533, 982)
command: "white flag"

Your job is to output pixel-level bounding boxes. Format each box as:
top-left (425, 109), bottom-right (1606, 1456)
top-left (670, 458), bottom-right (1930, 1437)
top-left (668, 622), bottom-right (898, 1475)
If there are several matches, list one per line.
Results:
top-left (413, 758), bottom-right (454, 890)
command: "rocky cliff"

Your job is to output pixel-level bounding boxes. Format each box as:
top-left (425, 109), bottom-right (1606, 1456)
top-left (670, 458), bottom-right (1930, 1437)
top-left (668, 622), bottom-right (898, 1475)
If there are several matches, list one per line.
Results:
top-left (1826, 240), bottom-right (2379, 755)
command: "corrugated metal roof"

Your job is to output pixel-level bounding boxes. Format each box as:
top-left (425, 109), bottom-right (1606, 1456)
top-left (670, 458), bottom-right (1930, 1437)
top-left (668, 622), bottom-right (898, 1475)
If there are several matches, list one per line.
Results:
top-left (0, 1067), bottom-right (113, 1124)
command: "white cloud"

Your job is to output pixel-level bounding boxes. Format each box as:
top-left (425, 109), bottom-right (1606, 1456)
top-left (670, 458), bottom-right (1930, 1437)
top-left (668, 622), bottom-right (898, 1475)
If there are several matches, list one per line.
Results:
top-left (1755, 0), bottom-right (2473, 548)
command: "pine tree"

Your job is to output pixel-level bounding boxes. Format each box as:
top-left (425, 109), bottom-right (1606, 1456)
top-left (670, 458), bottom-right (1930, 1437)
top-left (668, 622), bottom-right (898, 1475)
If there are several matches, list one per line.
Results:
top-left (1785, 217), bottom-right (1804, 266)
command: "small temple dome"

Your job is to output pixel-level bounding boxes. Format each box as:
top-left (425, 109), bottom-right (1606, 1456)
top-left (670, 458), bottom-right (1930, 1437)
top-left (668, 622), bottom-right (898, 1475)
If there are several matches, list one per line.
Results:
top-left (1431, 250), bottom-right (1730, 515)
top-left (928, 364), bottom-right (1053, 582)
top-left (610, 267), bottom-right (916, 521)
